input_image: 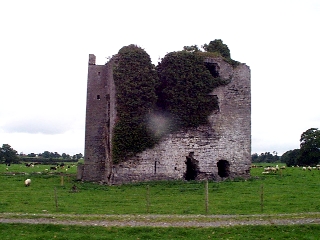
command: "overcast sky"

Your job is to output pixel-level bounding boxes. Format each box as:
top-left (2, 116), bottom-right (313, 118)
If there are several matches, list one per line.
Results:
top-left (1, 0), bottom-right (319, 156)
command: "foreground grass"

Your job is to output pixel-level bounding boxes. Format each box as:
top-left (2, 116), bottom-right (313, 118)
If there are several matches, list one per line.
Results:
top-left (1, 223), bottom-right (320, 240)
top-left (1, 163), bottom-right (320, 215)
top-left (1, 163), bottom-right (320, 239)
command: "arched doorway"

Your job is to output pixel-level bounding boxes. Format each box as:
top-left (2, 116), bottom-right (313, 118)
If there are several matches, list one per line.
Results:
top-left (217, 160), bottom-right (230, 178)
top-left (185, 152), bottom-right (199, 180)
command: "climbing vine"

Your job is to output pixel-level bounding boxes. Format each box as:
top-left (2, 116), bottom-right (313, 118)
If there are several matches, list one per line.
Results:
top-left (156, 51), bottom-right (219, 129)
top-left (112, 45), bottom-right (158, 163)
top-left (111, 40), bottom-right (238, 163)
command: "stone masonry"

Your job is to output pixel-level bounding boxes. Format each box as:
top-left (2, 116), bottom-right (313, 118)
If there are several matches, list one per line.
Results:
top-left (77, 54), bottom-right (251, 184)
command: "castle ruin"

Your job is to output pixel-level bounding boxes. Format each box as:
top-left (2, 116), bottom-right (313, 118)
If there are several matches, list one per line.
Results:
top-left (77, 51), bottom-right (251, 184)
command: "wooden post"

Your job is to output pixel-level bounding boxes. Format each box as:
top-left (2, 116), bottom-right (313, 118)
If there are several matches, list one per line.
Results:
top-left (54, 187), bottom-right (58, 210)
top-left (146, 185), bottom-right (150, 214)
top-left (205, 180), bottom-right (209, 215)
top-left (60, 175), bottom-right (64, 186)
top-left (260, 184), bottom-right (264, 213)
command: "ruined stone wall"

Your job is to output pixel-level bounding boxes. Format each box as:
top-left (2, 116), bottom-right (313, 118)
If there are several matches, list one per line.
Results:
top-left (109, 58), bottom-right (251, 184)
top-left (80, 55), bottom-right (251, 184)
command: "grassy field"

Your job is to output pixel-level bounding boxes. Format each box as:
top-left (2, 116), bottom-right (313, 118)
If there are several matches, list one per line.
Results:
top-left (1, 163), bottom-right (320, 215)
top-left (1, 163), bottom-right (320, 239)
top-left (1, 223), bottom-right (320, 240)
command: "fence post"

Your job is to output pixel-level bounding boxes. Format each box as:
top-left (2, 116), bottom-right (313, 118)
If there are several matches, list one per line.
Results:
top-left (146, 185), bottom-right (150, 214)
top-left (54, 187), bottom-right (58, 211)
top-left (205, 180), bottom-right (209, 215)
top-left (260, 184), bottom-right (264, 213)
top-left (60, 175), bottom-right (64, 186)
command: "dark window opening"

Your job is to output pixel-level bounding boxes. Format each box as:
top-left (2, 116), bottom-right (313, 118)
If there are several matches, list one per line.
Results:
top-left (204, 62), bottom-right (220, 78)
top-left (154, 161), bottom-right (160, 174)
top-left (98, 71), bottom-right (101, 76)
top-left (217, 160), bottom-right (230, 178)
top-left (184, 152), bottom-right (199, 181)
top-left (208, 94), bottom-right (220, 113)
top-left (97, 95), bottom-right (100, 100)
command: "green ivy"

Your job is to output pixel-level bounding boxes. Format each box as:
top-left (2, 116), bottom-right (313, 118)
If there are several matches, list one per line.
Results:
top-left (156, 51), bottom-right (219, 128)
top-left (202, 39), bottom-right (240, 68)
top-left (111, 40), bottom-right (237, 163)
top-left (112, 45), bottom-right (158, 163)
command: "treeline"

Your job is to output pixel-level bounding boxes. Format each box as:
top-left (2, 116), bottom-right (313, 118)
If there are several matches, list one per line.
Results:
top-left (22, 151), bottom-right (83, 160)
top-left (251, 152), bottom-right (279, 163)
top-left (20, 157), bottom-right (78, 164)
top-left (0, 143), bottom-right (83, 165)
top-left (281, 128), bottom-right (320, 167)
top-left (252, 128), bottom-right (320, 167)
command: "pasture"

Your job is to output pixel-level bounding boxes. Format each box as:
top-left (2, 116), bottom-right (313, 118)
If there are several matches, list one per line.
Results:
top-left (2, 223), bottom-right (320, 240)
top-left (1, 163), bottom-right (320, 215)
top-left (2, 163), bottom-right (320, 239)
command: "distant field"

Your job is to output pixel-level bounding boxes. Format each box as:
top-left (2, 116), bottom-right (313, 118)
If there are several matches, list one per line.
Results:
top-left (1, 163), bottom-right (320, 215)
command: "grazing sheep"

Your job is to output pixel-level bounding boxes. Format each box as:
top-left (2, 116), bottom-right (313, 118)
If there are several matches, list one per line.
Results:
top-left (308, 166), bottom-right (312, 171)
top-left (24, 179), bottom-right (31, 187)
top-left (302, 167), bottom-right (307, 170)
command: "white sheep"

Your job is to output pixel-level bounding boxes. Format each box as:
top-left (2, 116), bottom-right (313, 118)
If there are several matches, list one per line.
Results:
top-left (24, 179), bottom-right (31, 187)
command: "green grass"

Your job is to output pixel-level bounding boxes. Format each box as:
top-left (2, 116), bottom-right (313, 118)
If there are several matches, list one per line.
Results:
top-left (1, 163), bottom-right (320, 215)
top-left (2, 163), bottom-right (320, 239)
top-left (1, 223), bottom-right (320, 240)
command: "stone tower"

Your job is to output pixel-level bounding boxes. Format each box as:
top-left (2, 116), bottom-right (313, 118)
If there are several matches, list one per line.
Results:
top-left (79, 54), bottom-right (116, 182)
top-left (78, 54), bottom-right (251, 184)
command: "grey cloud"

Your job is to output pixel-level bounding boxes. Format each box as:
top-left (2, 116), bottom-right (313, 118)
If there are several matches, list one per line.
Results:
top-left (2, 117), bottom-right (73, 135)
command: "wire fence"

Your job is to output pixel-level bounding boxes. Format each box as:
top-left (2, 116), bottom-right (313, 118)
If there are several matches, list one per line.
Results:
top-left (0, 178), bottom-right (298, 215)
top-left (2, 169), bottom-right (320, 215)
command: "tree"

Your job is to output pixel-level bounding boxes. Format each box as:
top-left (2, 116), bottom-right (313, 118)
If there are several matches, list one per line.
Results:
top-left (42, 151), bottom-right (51, 158)
top-left (251, 152), bottom-right (279, 163)
top-left (183, 45), bottom-right (200, 52)
top-left (298, 128), bottom-right (320, 166)
top-left (72, 153), bottom-right (83, 160)
top-left (27, 153), bottom-right (36, 157)
top-left (251, 153), bottom-right (259, 162)
top-left (0, 144), bottom-right (19, 164)
top-left (202, 39), bottom-right (231, 59)
top-left (281, 149), bottom-right (300, 167)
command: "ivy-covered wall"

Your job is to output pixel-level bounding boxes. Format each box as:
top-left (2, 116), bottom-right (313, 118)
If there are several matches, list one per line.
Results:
top-left (112, 40), bottom-right (238, 163)
top-left (112, 45), bottom-right (158, 163)
top-left (80, 40), bottom-right (251, 184)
